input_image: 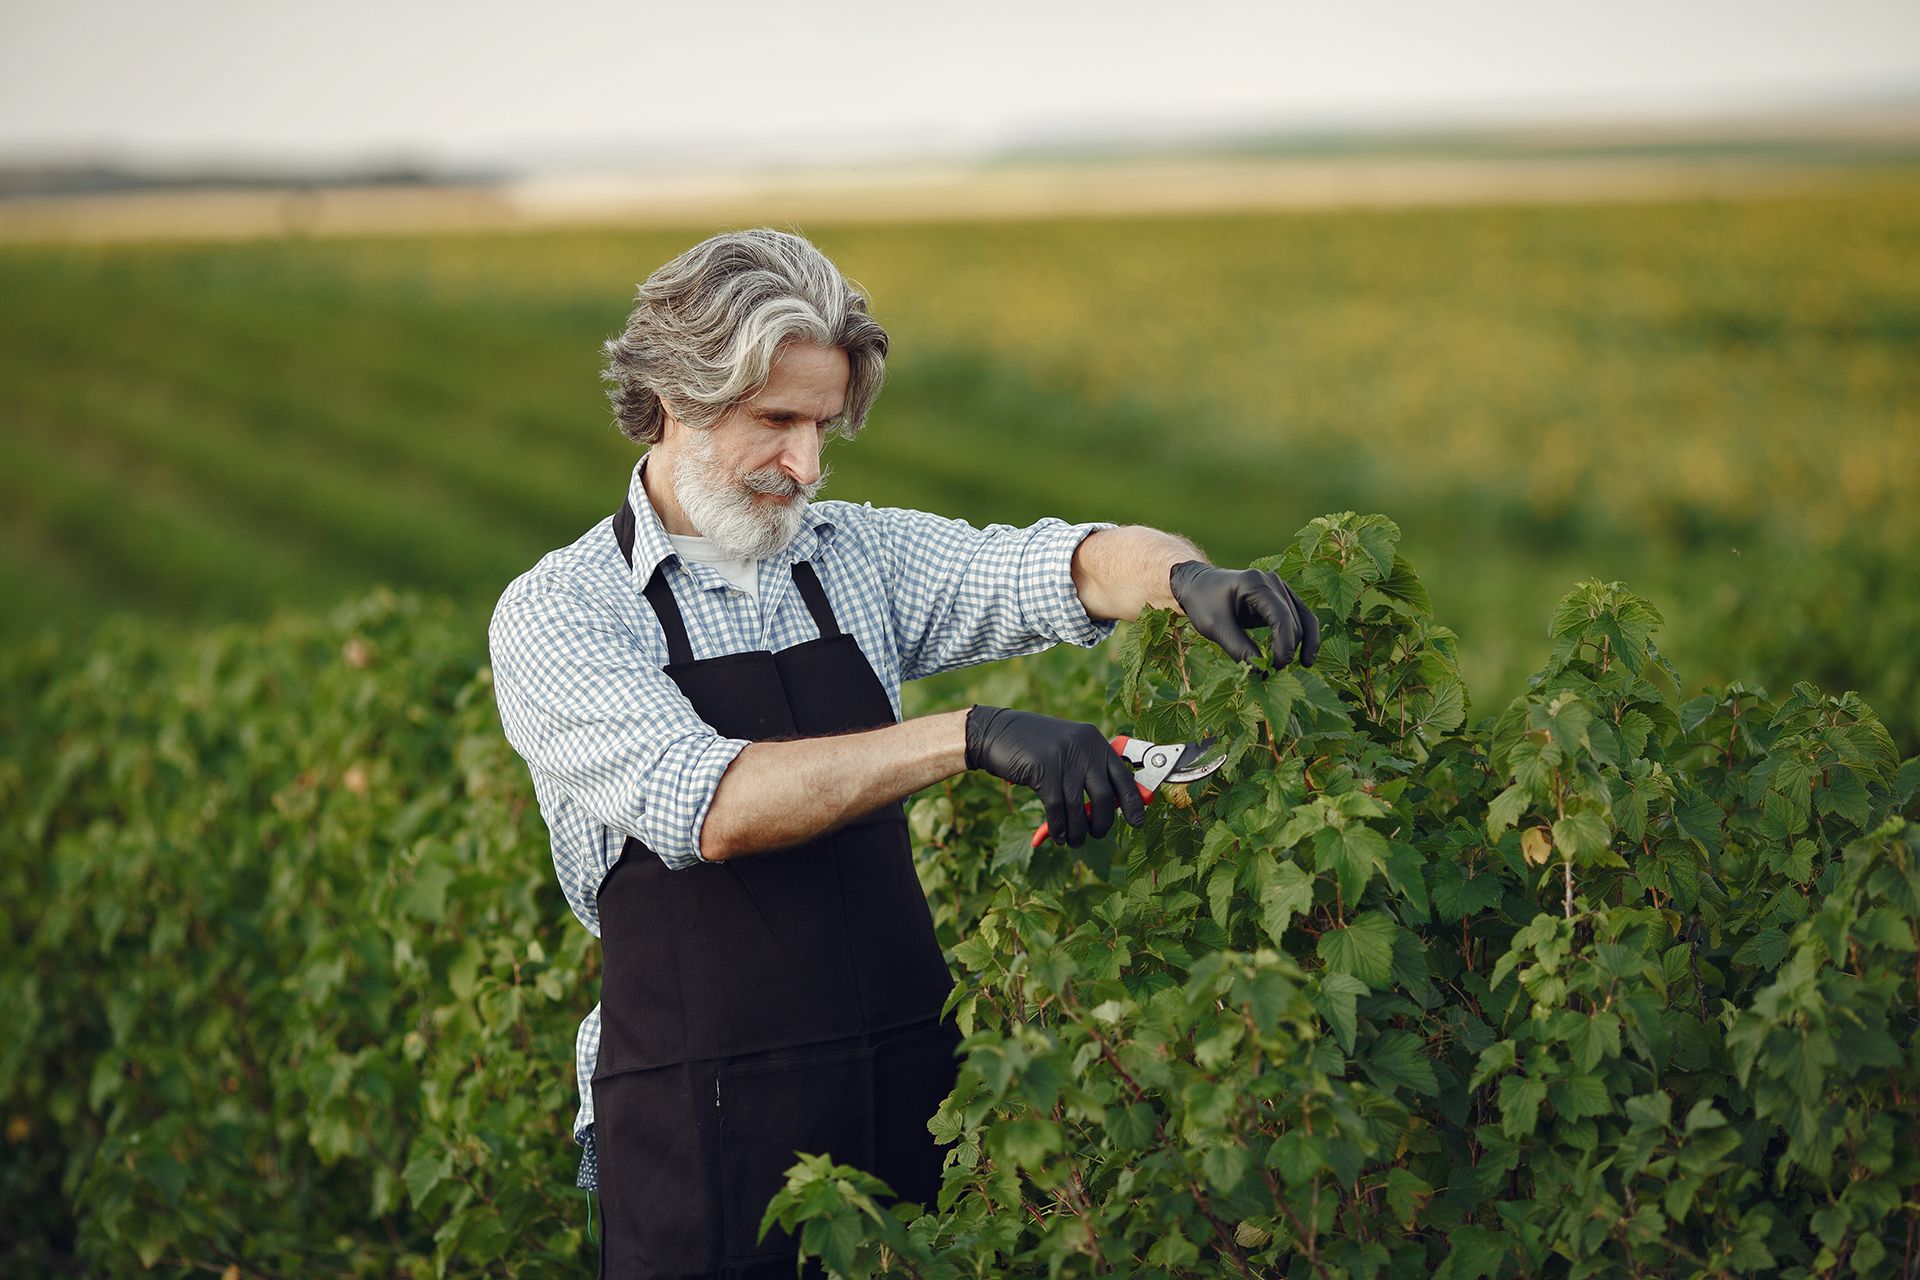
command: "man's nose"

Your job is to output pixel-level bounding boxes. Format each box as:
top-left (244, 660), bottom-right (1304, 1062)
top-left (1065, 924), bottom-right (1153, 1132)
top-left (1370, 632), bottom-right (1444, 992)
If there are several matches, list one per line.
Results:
top-left (781, 431), bottom-right (823, 487)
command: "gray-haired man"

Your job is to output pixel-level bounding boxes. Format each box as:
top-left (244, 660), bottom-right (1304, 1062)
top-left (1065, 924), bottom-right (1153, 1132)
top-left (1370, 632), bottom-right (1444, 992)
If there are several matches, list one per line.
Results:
top-left (489, 228), bottom-right (1318, 1278)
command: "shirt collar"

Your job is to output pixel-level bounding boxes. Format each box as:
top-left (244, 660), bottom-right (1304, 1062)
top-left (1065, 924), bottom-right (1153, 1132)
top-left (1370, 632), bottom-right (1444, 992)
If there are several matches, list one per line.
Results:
top-left (623, 453), bottom-right (836, 593)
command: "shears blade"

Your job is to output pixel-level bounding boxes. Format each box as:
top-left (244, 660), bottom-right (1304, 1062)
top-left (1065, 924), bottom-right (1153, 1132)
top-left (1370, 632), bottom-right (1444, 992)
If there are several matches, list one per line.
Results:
top-left (1165, 736), bottom-right (1227, 784)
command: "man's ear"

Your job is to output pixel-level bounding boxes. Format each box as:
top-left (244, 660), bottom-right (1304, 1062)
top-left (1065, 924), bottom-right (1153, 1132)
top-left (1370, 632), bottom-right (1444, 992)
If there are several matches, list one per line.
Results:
top-left (657, 396), bottom-right (686, 443)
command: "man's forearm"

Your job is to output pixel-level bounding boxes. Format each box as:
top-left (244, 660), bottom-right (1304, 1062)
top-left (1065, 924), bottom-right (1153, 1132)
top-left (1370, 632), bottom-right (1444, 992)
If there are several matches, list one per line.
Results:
top-left (698, 709), bottom-right (971, 862)
top-left (1071, 525), bottom-right (1206, 621)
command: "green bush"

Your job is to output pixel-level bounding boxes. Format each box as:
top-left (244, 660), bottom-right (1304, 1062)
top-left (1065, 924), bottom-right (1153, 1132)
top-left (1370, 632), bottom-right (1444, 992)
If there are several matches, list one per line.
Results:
top-left (2, 592), bottom-right (591, 1276)
top-left (769, 514), bottom-right (1920, 1279)
top-left (3, 515), bottom-right (1914, 1278)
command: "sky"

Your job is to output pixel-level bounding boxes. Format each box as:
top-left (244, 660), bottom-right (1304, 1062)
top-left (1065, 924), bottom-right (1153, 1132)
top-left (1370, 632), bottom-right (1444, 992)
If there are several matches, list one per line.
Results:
top-left (2, 0), bottom-right (1917, 173)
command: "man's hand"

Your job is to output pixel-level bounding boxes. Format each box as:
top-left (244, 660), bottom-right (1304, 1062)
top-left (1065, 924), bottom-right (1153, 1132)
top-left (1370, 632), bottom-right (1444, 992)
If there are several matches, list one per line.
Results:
top-left (1169, 561), bottom-right (1322, 672)
top-left (966, 706), bottom-right (1149, 847)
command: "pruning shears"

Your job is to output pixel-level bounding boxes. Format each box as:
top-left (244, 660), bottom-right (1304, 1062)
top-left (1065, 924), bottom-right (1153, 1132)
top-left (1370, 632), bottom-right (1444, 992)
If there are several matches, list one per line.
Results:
top-left (1030, 734), bottom-right (1228, 848)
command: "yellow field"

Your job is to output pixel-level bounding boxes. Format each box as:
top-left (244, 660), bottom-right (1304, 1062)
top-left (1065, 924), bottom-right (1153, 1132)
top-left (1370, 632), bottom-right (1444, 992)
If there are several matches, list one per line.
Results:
top-left (2, 171), bottom-right (1914, 740)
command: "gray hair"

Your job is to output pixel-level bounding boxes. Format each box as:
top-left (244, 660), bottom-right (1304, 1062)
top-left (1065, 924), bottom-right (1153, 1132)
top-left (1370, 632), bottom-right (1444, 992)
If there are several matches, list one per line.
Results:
top-left (601, 229), bottom-right (889, 446)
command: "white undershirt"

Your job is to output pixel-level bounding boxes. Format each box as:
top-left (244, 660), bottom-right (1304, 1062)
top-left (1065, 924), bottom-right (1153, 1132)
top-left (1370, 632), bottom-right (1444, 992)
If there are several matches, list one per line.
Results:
top-left (664, 531), bottom-right (762, 600)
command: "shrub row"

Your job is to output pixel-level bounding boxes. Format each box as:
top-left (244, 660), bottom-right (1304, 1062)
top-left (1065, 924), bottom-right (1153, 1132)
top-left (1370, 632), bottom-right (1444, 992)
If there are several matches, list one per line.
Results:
top-left (3, 514), bottom-right (1915, 1277)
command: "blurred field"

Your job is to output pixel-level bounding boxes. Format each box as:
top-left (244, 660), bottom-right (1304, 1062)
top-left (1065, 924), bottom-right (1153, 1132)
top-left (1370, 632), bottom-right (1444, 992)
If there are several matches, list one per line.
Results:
top-left (0, 153), bottom-right (1870, 244)
top-left (2, 172), bottom-right (1916, 742)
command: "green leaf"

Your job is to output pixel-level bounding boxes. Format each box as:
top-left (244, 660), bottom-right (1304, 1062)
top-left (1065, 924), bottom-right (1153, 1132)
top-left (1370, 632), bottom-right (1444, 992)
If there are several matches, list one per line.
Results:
top-left (1617, 709), bottom-right (1655, 760)
top-left (1232, 967), bottom-right (1301, 1030)
top-left (1269, 1129), bottom-right (1326, 1186)
top-left (1499, 1074), bottom-right (1547, 1139)
top-left (1106, 1102), bottom-right (1158, 1150)
top-left (1853, 1232), bottom-right (1887, 1271)
top-left (1810, 1203), bottom-right (1849, 1247)
top-left (1673, 785), bottom-right (1724, 854)
top-left (992, 1116), bottom-right (1063, 1169)
top-left (1487, 784), bottom-right (1529, 837)
top-left (1542, 696), bottom-right (1594, 756)
top-left (1316, 912), bottom-right (1397, 989)
top-left (1276, 805), bottom-right (1327, 850)
top-left (1385, 1167), bottom-right (1432, 1229)
top-left (1294, 667), bottom-right (1353, 728)
top-left (1202, 1143), bottom-right (1252, 1194)
top-left (1207, 861), bottom-right (1237, 928)
top-left (1414, 680), bottom-right (1468, 736)
top-left (1381, 841), bottom-right (1431, 923)
top-left (447, 938), bottom-right (484, 1000)
top-left (1509, 736), bottom-right (1556, 794)
top-left (950, 933), bottom-right (996, 971)
top-left (1470, 1040), bottom-right (1516, 1091)
top-left (127, 1214), bottom-right (172, 1270)
top-left (1439, 1225), bottom-right (1510, 1280)
top-left (1362, 1030), bottom-right (1439, 1096)
top-left (1727, 1219), bottom-right (1775, 1271)
top-left (1855, 905), bottom-right (1918, 953)
top-left (1677, 692), bottom-right (1718, 732)
top-left (1431, 860), bottom-right (1504, 921)
top-left (810, 1208), bottom-right (864, 1276)
top-left (1624, 1092), bottom-right (1672, 1132)
top-left (1814, 767), bottom-right (1870, 827)
top-left (1306, 562), bottom-right (1370, 619)
top-left (1896, 754), bottom-right (1920, 804)
top-left (1390, 928), bottom-right (1431, 995)
top-left (1317, 822), bottom-right (1388, 902)
top-left (1115, 613), bottom-right (1160, 710)
top-left (1257, 858), bottom-right (1316, 944)
top-left (1731, 925), bottom-right (1789, 971)
top-left (403, 1148), bottom-right (453, 1208)
top-left (1374, 554), bottom-right (1432, 614)
top-left (1548, 1074), bottom-right (1611, 1122)
top-left (1315, 972), bottom-right (1369, 1052)
top-left (1779, 1028), bottom-right (1838, 1104)
top-left (309, 1112), bottom-right (354, 1163)
top-left (1352, 515), bottom-right (1400, 579)
top-left (1253, 668), bottom-right (1304, 732)
top-left (1551, 809), bottom-right (1612, 863)
top-left (1564, 1011), bottom-right (1622, 1072)
top-left (399, 859), bottom-right (457, 922)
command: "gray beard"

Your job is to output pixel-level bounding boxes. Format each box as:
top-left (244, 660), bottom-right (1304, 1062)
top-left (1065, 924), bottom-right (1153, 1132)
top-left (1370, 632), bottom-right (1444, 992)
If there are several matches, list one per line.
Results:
top-left (670, 431), bottom-right (829, 561)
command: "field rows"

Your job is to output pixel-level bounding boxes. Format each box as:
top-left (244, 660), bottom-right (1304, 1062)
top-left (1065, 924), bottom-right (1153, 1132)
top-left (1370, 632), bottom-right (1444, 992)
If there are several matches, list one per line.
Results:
top-left (3, 179), bottom-right (1915, 739)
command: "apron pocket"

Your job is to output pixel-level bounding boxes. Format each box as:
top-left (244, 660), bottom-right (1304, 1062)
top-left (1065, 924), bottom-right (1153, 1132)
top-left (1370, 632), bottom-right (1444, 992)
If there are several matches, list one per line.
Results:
top-left (591, 1063), bottom-right (723, 1277)
top-left (716, 1044), bottom-right (875, 1262)
top-left (869, 1017), bottom-right (965, 1212)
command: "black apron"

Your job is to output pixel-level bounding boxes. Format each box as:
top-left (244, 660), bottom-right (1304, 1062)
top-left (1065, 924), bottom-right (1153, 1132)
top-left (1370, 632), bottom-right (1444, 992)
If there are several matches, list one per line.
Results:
top-left (592, 497), bottom-right (961, 1280)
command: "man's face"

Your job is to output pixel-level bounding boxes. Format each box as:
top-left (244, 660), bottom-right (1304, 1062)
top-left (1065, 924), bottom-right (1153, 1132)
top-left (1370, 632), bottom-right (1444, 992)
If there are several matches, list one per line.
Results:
top-left (669, 341), bottom-right (849, 559)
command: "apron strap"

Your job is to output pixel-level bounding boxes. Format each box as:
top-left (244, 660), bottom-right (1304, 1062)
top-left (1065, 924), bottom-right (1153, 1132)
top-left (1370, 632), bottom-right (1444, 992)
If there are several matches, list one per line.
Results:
top-left (614, 498), bottom-right (638, 569)
top-left (620, 494), bottom-right (698, 665)
top-left (791, 561), bottom-right (843, 638)
top-left (616, 493), bottom-right (846, 657)
top-left (642, 567), bottom-right (697, 665)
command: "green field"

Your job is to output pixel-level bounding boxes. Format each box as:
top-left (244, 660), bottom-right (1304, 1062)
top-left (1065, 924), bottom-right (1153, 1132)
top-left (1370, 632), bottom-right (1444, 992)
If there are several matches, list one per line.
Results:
top-left (3, 175), bottom-right (1916, 743)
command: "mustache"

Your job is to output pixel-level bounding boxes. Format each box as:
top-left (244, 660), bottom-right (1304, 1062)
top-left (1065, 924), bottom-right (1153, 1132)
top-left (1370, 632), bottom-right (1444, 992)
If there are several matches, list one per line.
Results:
top-left (740, 461), bottom-right (832, 500)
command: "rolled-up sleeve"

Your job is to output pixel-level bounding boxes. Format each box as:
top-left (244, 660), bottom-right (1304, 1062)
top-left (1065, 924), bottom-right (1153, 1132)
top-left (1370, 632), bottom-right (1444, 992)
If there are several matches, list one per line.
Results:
top-left (860, 505), bottom-right (1120, 681)
top-left (488, 580), bottom-right (747, 870)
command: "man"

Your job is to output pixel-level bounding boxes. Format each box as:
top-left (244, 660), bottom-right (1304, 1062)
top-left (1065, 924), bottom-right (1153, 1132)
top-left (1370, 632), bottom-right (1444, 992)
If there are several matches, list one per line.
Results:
top-left (488, 228), bottom-right (1319, 1279)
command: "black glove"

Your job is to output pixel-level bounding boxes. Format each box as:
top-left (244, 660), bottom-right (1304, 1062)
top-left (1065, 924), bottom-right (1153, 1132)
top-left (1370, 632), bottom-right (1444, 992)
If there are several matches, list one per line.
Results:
top-left (1168, 561), bottom-right (1322, 671)
top-left (965, 706), bottom-right (1148, 847)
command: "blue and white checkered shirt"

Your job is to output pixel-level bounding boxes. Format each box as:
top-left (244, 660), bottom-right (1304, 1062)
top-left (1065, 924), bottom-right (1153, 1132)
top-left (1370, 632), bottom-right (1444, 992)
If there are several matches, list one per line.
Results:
top-left (487, 455), bottom-right (1117, 1170)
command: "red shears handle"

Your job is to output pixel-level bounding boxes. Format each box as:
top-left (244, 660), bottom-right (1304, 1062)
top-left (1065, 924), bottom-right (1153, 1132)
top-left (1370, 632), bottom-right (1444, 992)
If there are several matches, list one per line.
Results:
top-left (1029, 735), bottom-right (1153, 848)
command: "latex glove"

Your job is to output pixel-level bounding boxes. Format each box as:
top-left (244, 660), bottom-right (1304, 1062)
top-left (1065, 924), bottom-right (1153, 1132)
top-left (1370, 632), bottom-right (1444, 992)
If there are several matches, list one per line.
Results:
top-left (1168, 561), bottom-right (1322, 672)
top-left (965, 706), bottom-right (1148, 847)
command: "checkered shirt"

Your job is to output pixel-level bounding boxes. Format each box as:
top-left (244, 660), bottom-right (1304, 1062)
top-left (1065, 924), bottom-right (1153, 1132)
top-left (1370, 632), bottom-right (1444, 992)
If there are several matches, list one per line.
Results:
top-left (487, 456), bottom-right (1117, 1177)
